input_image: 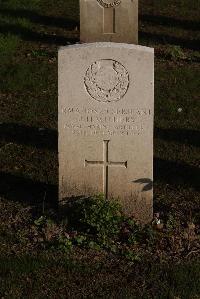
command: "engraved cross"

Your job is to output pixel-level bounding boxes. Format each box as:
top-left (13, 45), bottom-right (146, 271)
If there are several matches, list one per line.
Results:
top-left (97, 1), bottom-right (121, 34)
top-left (103, 7), bottom-right (116, 34)
top-left (85, 140), bottom-right (127, 198)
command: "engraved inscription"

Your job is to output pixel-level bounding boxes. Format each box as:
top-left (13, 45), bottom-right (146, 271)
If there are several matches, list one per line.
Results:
top-left (61, 107), bottom-right (152, 137)
top-left (84, 59), bottom-right (129, 103)
top-left (97, 0), bottom-right (121, 8)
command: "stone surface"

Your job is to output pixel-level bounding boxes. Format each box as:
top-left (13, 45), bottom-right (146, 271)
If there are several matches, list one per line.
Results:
top-left (80, 0), bottom-right (138, 44)
top-left (58, 43), bottom-right (154, 223)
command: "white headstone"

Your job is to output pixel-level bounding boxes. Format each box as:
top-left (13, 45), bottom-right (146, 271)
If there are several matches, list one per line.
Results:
top-left (59, 43), bottom-right (154, 223)
top-left (80, 0), bottom-right (138, 44)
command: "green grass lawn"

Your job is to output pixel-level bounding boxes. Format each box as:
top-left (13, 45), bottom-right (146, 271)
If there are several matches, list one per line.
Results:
top-left (0, 0), bottom-right (200, 298)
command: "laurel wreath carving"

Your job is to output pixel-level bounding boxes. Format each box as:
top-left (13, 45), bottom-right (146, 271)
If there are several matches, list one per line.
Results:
top-left (96, 0), bottom-right (121, 8)
top-left (84, 59), bottom-right (129, 103)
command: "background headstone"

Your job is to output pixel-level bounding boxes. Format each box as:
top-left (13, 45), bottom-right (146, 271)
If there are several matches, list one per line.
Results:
top-left (58, 43), bottom-right (154, 223)
top-left (80, 0), bottom-right (138, 44)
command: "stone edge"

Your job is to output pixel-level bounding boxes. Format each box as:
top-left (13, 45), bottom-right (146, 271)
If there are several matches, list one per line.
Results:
top-left (59, 42), bottom-right (154, 53)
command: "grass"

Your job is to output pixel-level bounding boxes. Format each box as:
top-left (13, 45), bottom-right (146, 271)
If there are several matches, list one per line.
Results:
top-left (0, 0), bottom-right (200, 297)
top-left (1, 253), bottom-right (199, 298)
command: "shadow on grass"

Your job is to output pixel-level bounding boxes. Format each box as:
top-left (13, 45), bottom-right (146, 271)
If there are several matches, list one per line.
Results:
top-left (140, 30), bottom-right (200, 50)
top-left (154, 157), bottom-right (200, 191)
top-left (155, 127), bottom-right (200, 147)
top-left (0, 8), bottom-right (79, 30)
top-left (1, 8), bottom-right (200, 49)
top-left (141, 14), bottom-right (200, 31)
top-left (0, 124), bottom-right (199, 206)
top-left (0, 158), bottom-right (199, 208)
top-left (0, 171), bottom-right (58, 207)
top-left (0, 23), bottom-right (78, 45)
top-left (0, 123), bottom-right (57, 151)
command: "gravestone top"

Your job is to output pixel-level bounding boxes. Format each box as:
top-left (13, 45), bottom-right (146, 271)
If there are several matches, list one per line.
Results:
top-left (60, 42), bottom-right (153, 52)
top-left (59, 43), bottom-right (154, 223)
top-left (80, 0), bottom-right (138, 44)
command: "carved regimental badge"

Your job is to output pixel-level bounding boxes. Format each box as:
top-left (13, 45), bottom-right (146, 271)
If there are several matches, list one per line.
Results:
top-left (84, 59), bottom-right (129, 103)
top-left (97, 0), bottom-right (121, 8)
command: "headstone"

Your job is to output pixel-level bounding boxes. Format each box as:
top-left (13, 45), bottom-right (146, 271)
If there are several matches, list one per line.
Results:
top-left (58, 43), bottom-right (154, 223)
top-left (80, 0), bottom-right (138, 44)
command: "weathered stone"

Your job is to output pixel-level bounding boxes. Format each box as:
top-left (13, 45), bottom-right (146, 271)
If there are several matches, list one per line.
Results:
top-left (80, 0), bottom-right (138, 44)
top-left (58, 43), bottom-right (154, 223)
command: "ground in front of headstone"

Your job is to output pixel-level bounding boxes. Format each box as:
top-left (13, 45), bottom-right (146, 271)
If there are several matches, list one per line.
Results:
top-left (0, 197), bottom-right (199, 298)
